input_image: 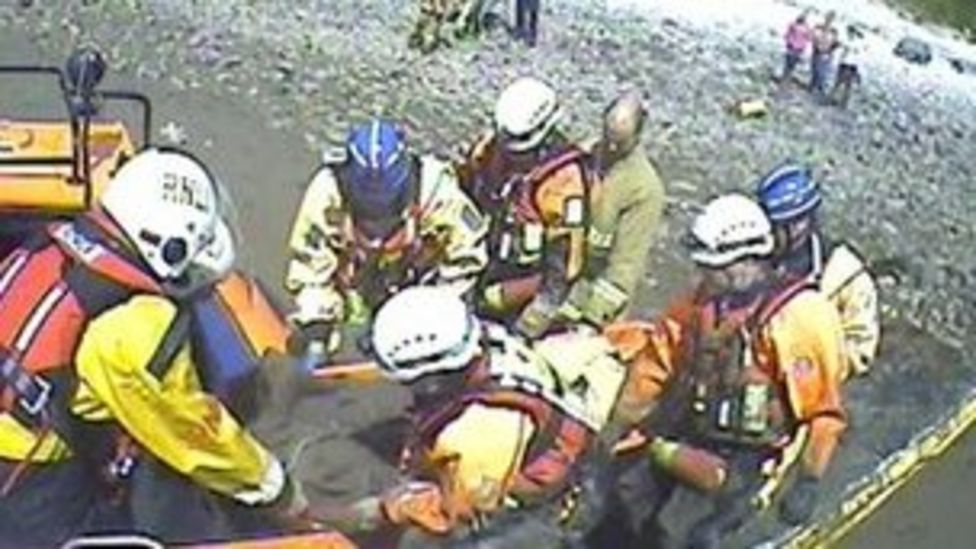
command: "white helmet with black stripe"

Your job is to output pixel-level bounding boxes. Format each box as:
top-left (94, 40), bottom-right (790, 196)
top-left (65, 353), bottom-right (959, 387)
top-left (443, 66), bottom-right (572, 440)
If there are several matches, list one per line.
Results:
top-left (370, 286), bottom-right (481, 383)
top-left (687, 193), bottom-right (775, 268)
top-left (100, 148), bottom-right (235, 282)
top-left (494, 76), bottom-right (562, 153)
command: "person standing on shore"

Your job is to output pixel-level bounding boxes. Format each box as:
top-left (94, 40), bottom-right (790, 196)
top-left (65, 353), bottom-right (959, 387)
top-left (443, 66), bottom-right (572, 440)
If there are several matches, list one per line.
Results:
top-left (515, 0), bottom-right (541, 47)
top-left (780, 11), bottom-right (813, 84)
top-left (810, 12), bottom-right (841, 100)
top-left (832, 26), bottom-right (865, 108)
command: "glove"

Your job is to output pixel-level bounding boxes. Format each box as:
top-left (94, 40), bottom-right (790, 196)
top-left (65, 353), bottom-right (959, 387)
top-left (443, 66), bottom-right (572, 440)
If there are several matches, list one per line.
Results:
top-left (779, 472), bottom-right (821, 526)
top-left (288, 321), bottom-right (339, 372)
top-left (611, 428), bottom-right (650, 455)
top-left (515, 300), bottom-right (556, 340)
top-left (268, 474), bottom-right (326, 532)
top-left (380, 481), bottom-right (451, 534)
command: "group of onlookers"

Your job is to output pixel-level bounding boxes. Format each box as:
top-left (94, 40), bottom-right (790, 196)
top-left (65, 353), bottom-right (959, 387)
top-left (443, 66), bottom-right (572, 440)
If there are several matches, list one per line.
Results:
top-left (779, 10), bottom-right (865, 107)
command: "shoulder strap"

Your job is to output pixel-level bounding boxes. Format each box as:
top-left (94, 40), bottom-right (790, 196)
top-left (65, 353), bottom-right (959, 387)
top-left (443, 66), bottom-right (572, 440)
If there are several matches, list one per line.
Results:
top-left (525, 147), bottom-right (587, 187)
top-left (755, 277), bottom-right (817, 329)
top-left (146, 306), bottom-right (193, 380)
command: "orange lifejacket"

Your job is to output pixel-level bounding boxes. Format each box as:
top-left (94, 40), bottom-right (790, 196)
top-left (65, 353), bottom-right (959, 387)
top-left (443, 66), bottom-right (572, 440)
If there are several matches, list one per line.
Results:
top-left (670, 278), bottom-right (816, 448)
top-left (467, 137), bottom-right (596, 289)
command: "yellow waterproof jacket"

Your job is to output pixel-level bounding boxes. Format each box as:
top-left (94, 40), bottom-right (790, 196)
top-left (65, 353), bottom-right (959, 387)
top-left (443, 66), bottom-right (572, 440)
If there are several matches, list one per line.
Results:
top-left (419, 328), bottom-right (627, 523)
top-left (70, 295), bottom-right (283, 503)
top-left (427, 404), bottom-right (536, 521)
top-left (285, 154), bottom-right (488, 325)
top-left (820, 244), bottom-right (880, 379)
top-left (607, 285), bottom-right (847, 478)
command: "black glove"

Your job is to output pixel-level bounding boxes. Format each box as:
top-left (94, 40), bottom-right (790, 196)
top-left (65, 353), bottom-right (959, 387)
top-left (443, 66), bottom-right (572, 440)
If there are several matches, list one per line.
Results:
top-left (286, 321), bottom-right (334, 356)
top-left (779, 473), bottom-right (821, 526)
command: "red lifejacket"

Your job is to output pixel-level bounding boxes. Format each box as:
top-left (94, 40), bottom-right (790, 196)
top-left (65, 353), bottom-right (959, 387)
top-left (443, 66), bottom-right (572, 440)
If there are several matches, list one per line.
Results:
top-left (0, 216), bottom-right (161, 437)
top-left (411, 360), bottom-right (592, 506)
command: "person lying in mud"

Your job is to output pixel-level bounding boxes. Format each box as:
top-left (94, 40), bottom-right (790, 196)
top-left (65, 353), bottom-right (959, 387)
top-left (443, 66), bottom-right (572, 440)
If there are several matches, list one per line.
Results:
top-left (317, 285), bottom-right (629, 546)
top-left (756, 161), bottom-right (880, 378)
top-left (459, 76), bottom-right (598, 340)
top-left (589, 194), bottom-right (848, 548)
top-left (0, 149), bottom-right (334, 545)
top-left (284, 118), bottom-right (488, 364)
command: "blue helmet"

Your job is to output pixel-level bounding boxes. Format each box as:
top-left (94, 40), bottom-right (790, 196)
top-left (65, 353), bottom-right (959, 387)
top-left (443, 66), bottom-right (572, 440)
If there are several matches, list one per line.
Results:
top-left (343, 120), bottom-right (413, 239)
top-left (755, 162), bottom-right (821, 223)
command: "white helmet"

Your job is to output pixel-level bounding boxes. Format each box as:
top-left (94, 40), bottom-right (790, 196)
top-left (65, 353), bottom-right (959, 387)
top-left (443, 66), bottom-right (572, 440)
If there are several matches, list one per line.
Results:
top-left (494, 76), bottom-right (562, 153)
top-left (688, 193), bottom-right (775, 268)
top-left (100, 148), bottom-right (230, 281)
top-left (371, 286), bottom-right (481, 383)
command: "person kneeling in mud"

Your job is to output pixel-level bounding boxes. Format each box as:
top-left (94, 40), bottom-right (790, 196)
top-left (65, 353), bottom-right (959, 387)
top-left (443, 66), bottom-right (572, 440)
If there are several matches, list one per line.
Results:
top-left (755, 161), bottom-right (880, 379)
top-left (325, 285), bottom-right (629, 546)
top-left (284, 119), bottom-right (487, 365)
top-left (459, 76), bottom-right (597, 341)
top-left (594, 194), bottom-right (847, 548)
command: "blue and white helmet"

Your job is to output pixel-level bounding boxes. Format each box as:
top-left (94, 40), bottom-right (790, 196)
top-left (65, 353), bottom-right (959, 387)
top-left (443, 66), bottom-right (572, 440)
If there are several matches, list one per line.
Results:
top-left (343, 119), bottom-right (413, 238)
top-left (755, 162), bottom-right (821, 223)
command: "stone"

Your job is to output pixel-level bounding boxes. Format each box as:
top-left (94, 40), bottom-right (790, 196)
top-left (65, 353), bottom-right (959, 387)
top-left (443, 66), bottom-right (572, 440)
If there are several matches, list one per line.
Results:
top-left (893, 37), bottom-right (934, 65)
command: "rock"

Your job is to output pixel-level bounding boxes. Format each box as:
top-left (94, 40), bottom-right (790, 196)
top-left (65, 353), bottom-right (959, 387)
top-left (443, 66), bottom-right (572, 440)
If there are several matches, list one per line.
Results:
top-left (893, 37), bottom-right (933, 65)
top-left (159, 120), bottom-right (188, 145)
top-left (949, 57), bottom-right (976, 76)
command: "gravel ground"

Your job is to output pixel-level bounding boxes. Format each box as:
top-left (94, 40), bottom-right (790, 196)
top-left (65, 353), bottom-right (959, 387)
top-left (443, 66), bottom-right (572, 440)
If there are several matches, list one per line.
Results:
top-left (4, 0), bottom-right (973, 344)
top-left (2, 1), bottom-right (975, 546)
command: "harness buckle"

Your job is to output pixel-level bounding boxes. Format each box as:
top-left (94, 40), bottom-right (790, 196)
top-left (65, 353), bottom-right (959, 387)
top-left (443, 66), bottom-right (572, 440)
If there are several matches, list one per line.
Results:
top-left (19, 373), bottom-right (51, 416)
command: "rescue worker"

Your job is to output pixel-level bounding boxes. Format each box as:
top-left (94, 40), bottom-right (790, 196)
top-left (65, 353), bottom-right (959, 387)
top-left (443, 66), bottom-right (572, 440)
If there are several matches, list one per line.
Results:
top-left (460, 76), bottom-right (596, 340)
top-left (756, 162), bottom-right (880, 378)
top-left (285, 119), bottom-right (487, 362)
top-left (561, 91), bottom-right (667, 328)
top-left (331, 285), bottom-right (628, 545)
top-left (0, 148), bottom-right (318, 545)
top-left (599, 194), bottom-right (847, 547)
top-left (409, 0), bottom-right (466, 53)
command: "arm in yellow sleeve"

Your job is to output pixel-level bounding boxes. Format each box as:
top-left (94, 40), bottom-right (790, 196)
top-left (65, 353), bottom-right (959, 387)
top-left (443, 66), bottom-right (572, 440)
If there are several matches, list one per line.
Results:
top-left (600, 193), bottom-right (662, 310)
top-left (767, 290), bottom-right (848, 478)
top-left (74, 295), bottom-right (285, 504)
top-left (418, 157), bottom-right (489, 294)
top-left (285, 168), bottom-right (351, 324)
top-left (285, 167), bottom-right (345, 294)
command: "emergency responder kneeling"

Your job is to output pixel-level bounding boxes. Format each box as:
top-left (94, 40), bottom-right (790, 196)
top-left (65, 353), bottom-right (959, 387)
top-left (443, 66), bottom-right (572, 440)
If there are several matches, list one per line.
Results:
top-left (597, 194), bottom-right (847, 548)
top-left (286, 118), bottom-right (487, 365)
top-left (324, 285), bottom-right (628, 545)
top-left (756, 161), bottom-right (880, 380)
top-left (461, 76), bottom-right (597, 340)
top-left (0, 148), bottom-right (319, 545)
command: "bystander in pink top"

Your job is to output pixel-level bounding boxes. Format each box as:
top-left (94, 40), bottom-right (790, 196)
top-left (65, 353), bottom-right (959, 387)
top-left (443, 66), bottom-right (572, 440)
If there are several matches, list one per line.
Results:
top-left (786, 18), bottom-right (813, 53)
